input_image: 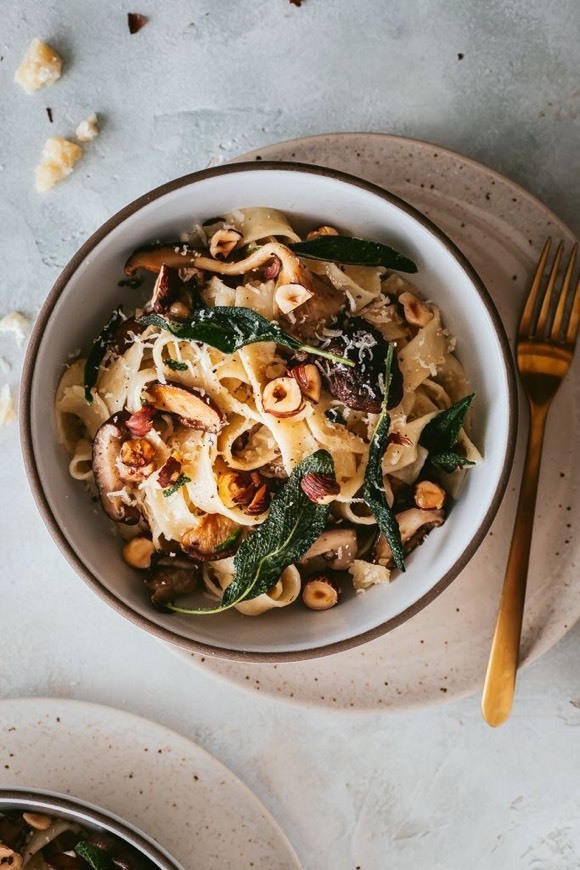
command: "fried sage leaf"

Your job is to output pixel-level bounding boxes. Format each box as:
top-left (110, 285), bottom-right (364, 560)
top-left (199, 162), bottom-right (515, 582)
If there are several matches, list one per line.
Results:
top-left (429, 452), bottom-right (476, 473)
top-left (139, 307), bottom-right (354, 367)
top-left (75, 842), bottom-right (115, 870)
top-left (289, 235), bottom-right (417, 273)
top-left (84, 308), bottom-right (124, 404)
top-left (167, 450), bottom-right (335, 615)
top-left (363, 343), bottom-right (406, 572)
top-left (419, 393), bottom-right (475, 455)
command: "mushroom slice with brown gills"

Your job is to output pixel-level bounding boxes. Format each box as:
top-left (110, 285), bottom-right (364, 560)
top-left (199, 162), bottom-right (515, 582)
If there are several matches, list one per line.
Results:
top-left (150, 263), bottom-right (182, 314)
top-left (146, 565), bottom-right (199, 608)
top-left (299, 526), bottom-right (357, 571)
top-left (92, 413), bottom-right (140, 524)
top-left (146, 381), bottom-right (223, 432)
top-left (373, 508), bottom-right (444, 567)
top-left (315, 317), bottom-right (403, 413)
top-left (181, 515), bottom-right (241, 561)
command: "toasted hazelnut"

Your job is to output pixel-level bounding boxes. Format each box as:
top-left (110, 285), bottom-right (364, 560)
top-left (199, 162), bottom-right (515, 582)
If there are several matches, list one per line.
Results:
top-left (302, 575), bottom-right (340, 610)
top-left (300, 472), bottom-right (340, 504)
top-left (244, 483), bottom-right (270, 515)
top-left (22, 812), bottom-right (52, 830)
top-left (158, 455), bottom-right (182, 488)
top-left (209, 227), bottom-right (243, 259)
top-left (306, 225), bottom-right (340, 240)
top-left (414, 480), bottom-right (446, 510)
top-left (399, 291), bottom-right (433, 327)
top-left (126, 405), bottom-right (156, 437)
top-left (181, 515), bottom-right (241, 560)
top-left (123, 536), bottom-right (157, 570)
top-left (289, 364), bottom-right (322, 402)
top-left (274, 283), bottom-right (314, 314)
top-left (120, 438), bottom-right (155, 468)
top-left (262, 377), bottom-right (304, 418)
top-left (168, 300), bottom-right (191, 320)
top-left (218, 470), bottom-right (262, 508)
top-left (0, 846), bottom-right (23, 869)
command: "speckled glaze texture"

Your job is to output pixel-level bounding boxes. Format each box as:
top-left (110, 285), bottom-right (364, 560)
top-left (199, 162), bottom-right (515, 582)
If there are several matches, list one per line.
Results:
top-left (176, 133), bottom-right (580, 710)
top-left (0, 699), bottom-right (300, 870)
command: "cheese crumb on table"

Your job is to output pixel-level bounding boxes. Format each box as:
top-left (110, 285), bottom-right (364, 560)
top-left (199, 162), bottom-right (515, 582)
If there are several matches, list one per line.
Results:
top-left (0, 312), bottom-right (30, 346)
top-left (0, 385), bottom-right (15, 425)
top-left (75, 113), bottom-right (99, 142)
top-left (35, 137), bottom-right (83, 192)
top-left (14, 38), bottom-right (63, 94)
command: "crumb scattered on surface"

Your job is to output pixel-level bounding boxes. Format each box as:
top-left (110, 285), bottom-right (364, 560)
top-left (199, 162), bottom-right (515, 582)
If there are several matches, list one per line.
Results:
top-left (76, 113), bottom-right (99, 142)
top-left (46, 107), bottom-right (53, 123)
top-left (35, 137), bottom-right (83, 192)
top-left (289, 0), bottom-right (303, 5)
top-left (0, 385), bottom-right (15, 425)
top-left (0, 312), bottom-right (30, 346)
top-left (128, 13), bottom-right (148, 34)
top-left (14, 38), bottom-right (62, 94)
top-left (457, 52), bottom-right (465, 60)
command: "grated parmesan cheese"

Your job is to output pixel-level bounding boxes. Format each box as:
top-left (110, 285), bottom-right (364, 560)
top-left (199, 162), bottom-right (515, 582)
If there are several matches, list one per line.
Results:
top-left (14, 38), bottom-right (62, 94)
top-left (0, 385), bottom-right (15, 425)
top-left (0, 311), bottom-right (30, 346)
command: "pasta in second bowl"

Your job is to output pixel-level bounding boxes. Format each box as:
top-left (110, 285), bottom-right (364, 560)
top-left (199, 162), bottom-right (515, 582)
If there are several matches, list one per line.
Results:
top-left (22, 163), bottom-right (517, 660)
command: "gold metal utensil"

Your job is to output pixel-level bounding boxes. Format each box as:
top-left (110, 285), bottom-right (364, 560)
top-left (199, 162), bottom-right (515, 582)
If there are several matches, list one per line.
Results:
top-left (482, 238), bottom-right (579, 727)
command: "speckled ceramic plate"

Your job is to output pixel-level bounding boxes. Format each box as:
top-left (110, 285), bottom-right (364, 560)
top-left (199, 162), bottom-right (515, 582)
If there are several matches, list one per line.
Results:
top-left (169, 132), bottom-right (579, 711)
top-left (0, 698), bottom-right (300, 869)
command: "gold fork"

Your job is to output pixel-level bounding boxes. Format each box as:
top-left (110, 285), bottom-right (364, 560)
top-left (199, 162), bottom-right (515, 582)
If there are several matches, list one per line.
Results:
top-left (482, 238), bottom-right (579, 727)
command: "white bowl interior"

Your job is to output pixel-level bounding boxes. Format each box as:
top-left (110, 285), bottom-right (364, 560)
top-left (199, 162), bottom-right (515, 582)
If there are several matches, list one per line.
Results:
top-left (28, 166), bottom-right (513, 655)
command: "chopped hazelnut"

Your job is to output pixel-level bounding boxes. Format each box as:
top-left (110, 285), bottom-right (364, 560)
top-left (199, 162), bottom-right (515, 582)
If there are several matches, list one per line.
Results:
top-left (22, 812), bottom-right (52, 830)
top-left (244, 483), bottom-right (270, 515)
top-left (414, 480), bottom-right (446, 510)
top-left (120, 437), bottom-right (155, 467)
top-left (123, 537), bottom-right (156, 570)
top-left (300, 471), bottom-right (340, 504)
top-left (302, 575), bottom-right (340, 610)
top-left (306, 225), bottom-right (340, 240)
top-left (218, 470), bottom-right (262, 509)
top-left (181, 515), bottom-right (241, 560)
top-left (288, 363), bottom-right (322, 402)
top-left (262, 377), bottom-right (303, 418)
top-left (0, 845), bottom-right (23, 869)
top-left (399, 291), bottom-right (433, 327)
top-left (274, 282), bottom-right (313, 314)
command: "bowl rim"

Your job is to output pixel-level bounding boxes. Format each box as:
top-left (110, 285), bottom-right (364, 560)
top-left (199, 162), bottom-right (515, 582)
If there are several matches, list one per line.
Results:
top-left (0, 787), bottom-right (181, 868)
top-left (20, 160), bottom-right (518, 662)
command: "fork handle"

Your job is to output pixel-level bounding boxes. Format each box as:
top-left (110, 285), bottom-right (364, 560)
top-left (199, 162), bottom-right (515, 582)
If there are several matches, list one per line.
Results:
top-left (481, 401), bottom-right (549, 726)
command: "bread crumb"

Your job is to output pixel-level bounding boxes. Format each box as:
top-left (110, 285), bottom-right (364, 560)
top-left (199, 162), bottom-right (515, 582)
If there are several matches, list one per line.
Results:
top-left (14, 38), bottom-right (62, 94)
top-left (76, 113), bottom-right (99, 142)
top-left (0, 311), bottom-right (30, 346)
top-left (0, 385), bottom-right (15, 425)
top-left (35, 137), bottom-right (83, 192)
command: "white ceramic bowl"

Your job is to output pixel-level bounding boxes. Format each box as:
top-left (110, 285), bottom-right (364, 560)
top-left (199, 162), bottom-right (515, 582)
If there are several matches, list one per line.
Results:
top-left (21, 162), bottom-right (517, 661)
top-left (0, 788), bottom-right (181, 868)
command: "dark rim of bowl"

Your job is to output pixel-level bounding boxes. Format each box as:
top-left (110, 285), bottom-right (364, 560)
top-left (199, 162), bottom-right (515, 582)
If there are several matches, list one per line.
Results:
top-left (20, 160), bottom-right (518, 663)
top-left (0, 788), bottom-right (180, 869)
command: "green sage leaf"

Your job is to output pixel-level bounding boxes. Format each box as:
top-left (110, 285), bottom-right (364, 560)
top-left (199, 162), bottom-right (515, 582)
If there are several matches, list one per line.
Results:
top-left (289, 235), bottom-right (417, 273)
top-left (165, 358), bottom-right (188, 371)
top-left (75, 842), bottom-right (115, 870)
top-left (138, 307), bottom-right (354, 367)
top-left (429, 452), bottom-right (476, 473)
top-left (363, 343), bottom-right (406, 572)
top-left (419, 394), bottom-right (475, 455)
top-left (162, 474), bottom-right (191, 497)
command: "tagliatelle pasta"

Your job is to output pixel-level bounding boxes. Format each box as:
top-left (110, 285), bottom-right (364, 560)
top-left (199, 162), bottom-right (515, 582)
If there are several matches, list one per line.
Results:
top-left (56, 208), bottom-right (482, 617)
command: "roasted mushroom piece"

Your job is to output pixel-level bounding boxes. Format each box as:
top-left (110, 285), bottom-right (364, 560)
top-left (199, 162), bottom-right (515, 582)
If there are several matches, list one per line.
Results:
top-left (373, 508), bottom-right (444, 567)
top-left (92, 413), bottom-right (140, 524)
top-left (299, 527), bottom-right (357, 571)
top-left (146, 565), bottom-right (199, 608)
top-left (181, 515), bottom-right (241, 561)
top-left (315, 317), bottom-right (403, 413)
top-left (146, 381), bottom-right (223, 432)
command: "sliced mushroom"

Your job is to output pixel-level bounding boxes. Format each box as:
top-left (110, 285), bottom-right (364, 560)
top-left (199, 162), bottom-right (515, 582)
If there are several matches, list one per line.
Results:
top-left (315, 318), bottom-right (403, 413)
top-left (146, 381), bottom-right (223, 432)
top-left (125, 240), bottom-right (344, 336)
top-left (299, 527), bottom-right (357, 571)
top-left (181, 515), bottom-right (241, 561)
top-left (145, 565), bottom-right (199, 607)
top-left (92, 414), bottom-right (140, 524)
top-left (373, 508), bottom-right (444, 567)
top-left (151, 263), bottom-right (182, 314)
top-left (110, 316), bottom-right (146, 355)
